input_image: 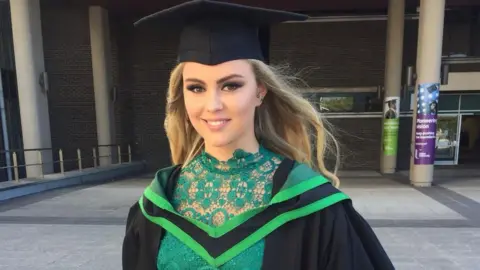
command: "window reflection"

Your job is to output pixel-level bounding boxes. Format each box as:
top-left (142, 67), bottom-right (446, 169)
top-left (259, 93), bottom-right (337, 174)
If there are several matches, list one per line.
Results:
top-left (303, 92), bottom-right (383, 113)
top-left (319, 97), bottom-right (354, 112)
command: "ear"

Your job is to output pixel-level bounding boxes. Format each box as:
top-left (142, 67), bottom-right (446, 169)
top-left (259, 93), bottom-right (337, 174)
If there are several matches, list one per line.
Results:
top-left (256, 83), bottom-right (268, 106)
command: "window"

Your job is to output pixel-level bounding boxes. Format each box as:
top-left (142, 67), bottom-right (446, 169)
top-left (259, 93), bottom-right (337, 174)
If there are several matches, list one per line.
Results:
top-left (438, 94), bottom-right (460, 111)
top-left (318, 96), bottom-right (354, 112)
top-left (303, 92), bottom-right (383, 113)
top-left (460, 94), bottom-right (480, 111)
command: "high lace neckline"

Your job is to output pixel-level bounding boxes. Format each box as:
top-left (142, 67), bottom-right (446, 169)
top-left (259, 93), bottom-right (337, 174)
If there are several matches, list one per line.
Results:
top-left (199, 145), bottom-right (268, 174)
top-left (159, 146), bottom-right (282, 270)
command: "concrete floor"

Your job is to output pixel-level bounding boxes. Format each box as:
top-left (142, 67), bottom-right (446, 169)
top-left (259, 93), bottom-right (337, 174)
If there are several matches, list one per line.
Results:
top-left (0, 173), bottom-right (479, 270)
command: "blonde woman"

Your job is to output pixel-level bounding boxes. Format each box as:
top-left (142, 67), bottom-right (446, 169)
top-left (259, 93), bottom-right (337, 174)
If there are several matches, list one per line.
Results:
top-left (122, 1), bottom-right (394, 269)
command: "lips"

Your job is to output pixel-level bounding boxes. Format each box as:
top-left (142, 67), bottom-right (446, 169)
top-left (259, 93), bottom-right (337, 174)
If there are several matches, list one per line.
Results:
top-left (202, 119), bottom-right (230, 131)
top-left (206, 120), bottom-right (228, 126)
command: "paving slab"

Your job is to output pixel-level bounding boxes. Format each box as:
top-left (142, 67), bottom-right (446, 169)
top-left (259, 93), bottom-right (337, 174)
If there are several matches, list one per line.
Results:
top-left (0, 224), bottom-right (123, 270)
top-left (0, 178), bottom-right (150, 219)
top-left (342, 186), bottom-right (465, 220)
top-left (442, 187), bottom-right (480, 205)
top-left (0, 162), bottom-right (146, 202)
top-left (1, 225), bottom-right (479, 270)
top-left (0, 174), bottom-right (479, 269)
top-left (338, 175), bottom-right (403, 188)
top-left (437, 178), bottom-right (480, 205)
top-left (376, 228), bottom-right (480, 270)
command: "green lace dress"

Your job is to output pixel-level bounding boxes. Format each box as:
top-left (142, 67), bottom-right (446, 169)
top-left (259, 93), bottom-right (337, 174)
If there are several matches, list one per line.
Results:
top-left (157, 146), bottom-right (283, 269)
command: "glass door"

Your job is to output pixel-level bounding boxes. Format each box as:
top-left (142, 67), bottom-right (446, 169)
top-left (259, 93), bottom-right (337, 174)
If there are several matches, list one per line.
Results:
top-left (434, 114), bottom-right (461, 165)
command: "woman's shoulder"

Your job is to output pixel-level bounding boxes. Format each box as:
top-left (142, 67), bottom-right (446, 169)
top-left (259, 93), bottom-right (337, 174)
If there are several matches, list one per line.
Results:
top-left (271, 158), bottom-right (350, 212)
top-left (279, 159), bottom-right (344, 194)
top-left (278, 162), bottom-right (395, 268)
top-left (153, 164), bottom-right (183, 178)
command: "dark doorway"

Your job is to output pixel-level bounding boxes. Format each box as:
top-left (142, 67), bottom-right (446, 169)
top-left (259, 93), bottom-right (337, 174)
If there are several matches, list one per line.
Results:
top-left (458, 115), bottom-right (480, 164)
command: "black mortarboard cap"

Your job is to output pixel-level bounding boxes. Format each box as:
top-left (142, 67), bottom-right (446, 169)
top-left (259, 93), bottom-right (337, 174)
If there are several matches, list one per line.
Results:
top-left (134, 0), bottom-right (308, 65)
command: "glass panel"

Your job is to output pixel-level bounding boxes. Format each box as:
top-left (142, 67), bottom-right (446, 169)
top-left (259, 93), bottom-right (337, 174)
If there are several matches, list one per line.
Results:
top-left (319, 96), bottom-right (354, 113)
top-left (435, 115), bottom-right (459, 163)
top-left (460, 94), bottom-right (480, 111)
top-left (363, 94), bottom-right (383, 113)
top-left (303, 92), bottom-right (383, 113)
top-left (438, 94), bottom-right (460, 111)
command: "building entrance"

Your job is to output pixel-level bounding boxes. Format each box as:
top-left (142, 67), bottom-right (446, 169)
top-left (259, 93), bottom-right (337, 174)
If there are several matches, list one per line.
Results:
top-left (435, 114), bottom-right (461, 165)
top-left (433, 93), bottom-right (480, 166)
top-left (434, 114), bottom-right (480, 166)
top-left (458, 115), bottom-right (480, 165)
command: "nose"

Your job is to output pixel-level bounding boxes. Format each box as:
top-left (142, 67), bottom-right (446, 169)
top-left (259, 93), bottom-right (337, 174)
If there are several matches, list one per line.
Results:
top-left (205, 90), bottom-right (223, 112)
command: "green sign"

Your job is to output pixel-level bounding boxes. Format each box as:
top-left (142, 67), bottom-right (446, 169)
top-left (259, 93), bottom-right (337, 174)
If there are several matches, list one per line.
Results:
top-left (383, 118), bottom-right (399, 156)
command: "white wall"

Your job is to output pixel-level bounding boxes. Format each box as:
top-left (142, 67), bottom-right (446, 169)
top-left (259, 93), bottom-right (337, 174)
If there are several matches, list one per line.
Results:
top-left (440, 72), bottom-right (480, 91)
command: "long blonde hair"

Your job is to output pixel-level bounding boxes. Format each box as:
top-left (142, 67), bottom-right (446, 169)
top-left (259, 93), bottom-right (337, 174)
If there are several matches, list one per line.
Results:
top-left (164, 59), bottom-right (341, 187)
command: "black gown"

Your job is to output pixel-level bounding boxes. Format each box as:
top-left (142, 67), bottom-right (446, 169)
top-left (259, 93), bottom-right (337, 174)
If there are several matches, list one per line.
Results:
top-left (122, 158), bottom-right (395, 270)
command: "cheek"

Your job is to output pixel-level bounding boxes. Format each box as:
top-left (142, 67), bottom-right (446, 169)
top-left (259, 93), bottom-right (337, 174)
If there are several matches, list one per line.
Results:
top-left (228, 93), bottom-right (258, 121)
top-left (184, 95), bottom-right (202, 121)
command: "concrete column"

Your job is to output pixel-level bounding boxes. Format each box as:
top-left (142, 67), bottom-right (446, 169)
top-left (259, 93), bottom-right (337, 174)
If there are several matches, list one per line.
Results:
top-left (89, 6), bottom-right (116, 166)
top-left (10, 0), bottom-right (53, 177)
top-left (380, 0), bottom-right (405, 174)
top-left (410, 0), bottom-right (445, 186)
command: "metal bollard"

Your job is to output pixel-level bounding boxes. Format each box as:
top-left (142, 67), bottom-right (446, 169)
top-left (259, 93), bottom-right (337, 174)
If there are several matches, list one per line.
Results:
top-left (59, 149), bottom-right (64, 174)
top-left (93, 147), bottom-right (97, 167)
top-left (128, 144), bottom-right (132, 163)
top-left (13, 152), bottom-right (19, 182)
top-left (38, 151), bottom-right (44, 178)
top-left (117, 145), bottom-right (122, 164)
top-left (77, 149), bottom-right (82, 171)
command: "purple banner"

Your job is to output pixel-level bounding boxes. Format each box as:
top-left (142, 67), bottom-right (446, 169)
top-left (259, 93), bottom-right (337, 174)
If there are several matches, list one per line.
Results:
top-left (414, 114), bottom-right (437, 164)
top-left (413, 83), bottom-right (439, 165)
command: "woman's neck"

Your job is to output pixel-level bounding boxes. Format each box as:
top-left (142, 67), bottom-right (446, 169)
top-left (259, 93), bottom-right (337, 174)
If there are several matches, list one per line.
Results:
top-left (204, 140), bottom-right (260, 161)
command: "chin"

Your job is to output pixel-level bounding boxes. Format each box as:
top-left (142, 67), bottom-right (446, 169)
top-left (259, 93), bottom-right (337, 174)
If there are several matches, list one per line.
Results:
top-left (205, 138), bottom-right (234, 148)
top-left (201, 133), bottom-right (236, 148)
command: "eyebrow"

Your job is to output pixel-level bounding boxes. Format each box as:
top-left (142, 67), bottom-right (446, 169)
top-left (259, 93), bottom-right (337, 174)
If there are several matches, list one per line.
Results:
top-left (184, 74), bottom-right (245, 85)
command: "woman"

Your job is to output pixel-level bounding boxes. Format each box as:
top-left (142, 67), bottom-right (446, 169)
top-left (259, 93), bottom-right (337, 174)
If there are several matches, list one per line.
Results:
top-left (123, 1), bottom-right (394, 269)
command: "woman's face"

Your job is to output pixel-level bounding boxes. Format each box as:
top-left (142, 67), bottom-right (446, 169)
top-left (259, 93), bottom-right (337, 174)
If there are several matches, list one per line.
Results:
top-left (182, 60), bottom-right (265, 153)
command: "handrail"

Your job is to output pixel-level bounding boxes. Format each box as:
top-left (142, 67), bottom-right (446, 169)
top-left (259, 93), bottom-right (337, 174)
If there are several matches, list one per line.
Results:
top-left (0, 144), bottom-right (124, 154)
top-left (0, 144), bottom-right (133, 182)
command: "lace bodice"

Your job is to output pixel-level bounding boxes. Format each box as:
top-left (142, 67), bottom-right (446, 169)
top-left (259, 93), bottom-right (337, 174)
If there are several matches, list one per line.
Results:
top-left (157, 146), bottom-right (284, 269)
top-left (172, 146), bottom-right (282, 226)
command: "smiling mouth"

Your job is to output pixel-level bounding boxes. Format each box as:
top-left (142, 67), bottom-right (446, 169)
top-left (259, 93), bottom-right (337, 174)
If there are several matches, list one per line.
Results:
top-left (204, 120), bottom-right (229, 125)
top-left (202, 119), bottom-right (231, 130)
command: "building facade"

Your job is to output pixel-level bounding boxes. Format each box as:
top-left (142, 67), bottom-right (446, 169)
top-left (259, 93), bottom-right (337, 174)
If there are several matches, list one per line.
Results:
top-left (1, 0), bottom-right (480, 182)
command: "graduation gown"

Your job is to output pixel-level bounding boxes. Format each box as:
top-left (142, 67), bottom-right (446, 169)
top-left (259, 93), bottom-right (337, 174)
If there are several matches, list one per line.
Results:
top-left (122, 158), bottom-right (395, 270)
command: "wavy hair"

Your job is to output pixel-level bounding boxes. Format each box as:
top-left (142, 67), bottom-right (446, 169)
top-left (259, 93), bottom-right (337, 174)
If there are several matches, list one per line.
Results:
top-left (164, 59), bottom-right (341, 187)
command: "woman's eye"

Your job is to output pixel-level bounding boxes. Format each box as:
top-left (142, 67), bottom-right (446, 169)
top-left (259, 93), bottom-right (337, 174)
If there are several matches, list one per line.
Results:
top-left (222, 82), bottom-right (243, 91)
top-left (186, 85), bottom-right (204, 93)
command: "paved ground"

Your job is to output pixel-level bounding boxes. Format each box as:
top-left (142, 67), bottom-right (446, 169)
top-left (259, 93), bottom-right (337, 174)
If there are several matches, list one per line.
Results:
top-left (0, 171), bottom-right (479, 270)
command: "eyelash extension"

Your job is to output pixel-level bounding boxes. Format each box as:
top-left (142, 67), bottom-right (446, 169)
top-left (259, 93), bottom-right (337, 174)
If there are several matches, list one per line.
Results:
top-left (186, 85), bottom-right (204, 93)
top-left (185, 82), bottom-right (244, 93)
top-left (222, 82), bottom-right (244, 91)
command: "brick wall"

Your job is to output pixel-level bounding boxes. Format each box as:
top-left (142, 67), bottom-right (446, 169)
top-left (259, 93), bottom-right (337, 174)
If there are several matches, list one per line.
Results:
top-left (270, 21), bottom-right (389, 87)
top-left (110, 17), bottom-right (136, 151)
top-left (41, 5), bottom-right (135, 171)
top-left (270, 21), bottom-right (388, 170)
top-left (325, 118), bottom-right (383, 170)
top-left (128, 21), bottom-right (179, 170)
top-left (40, 7), bottom-right (478, 172)
top-left (41, 5), bottom-right (97, 170)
